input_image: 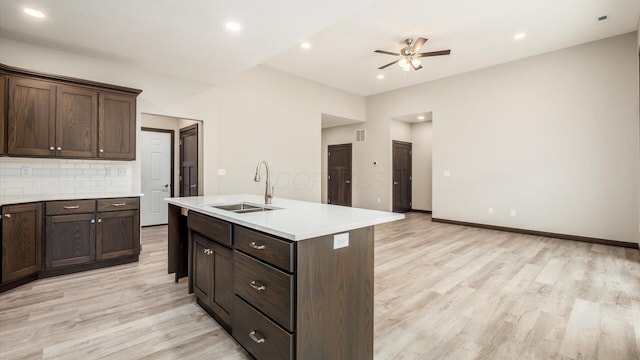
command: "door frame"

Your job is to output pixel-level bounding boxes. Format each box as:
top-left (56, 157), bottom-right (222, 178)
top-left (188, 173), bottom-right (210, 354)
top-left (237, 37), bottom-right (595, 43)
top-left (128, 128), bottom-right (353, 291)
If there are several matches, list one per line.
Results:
top-left (392, 140), bottom-right (412, 213)
top-left (141, 127), bottom-right (175, 197)
top-left (327, 143), bottom-right (352, 207)
top-left (179, 124), bottom-right (199, 197)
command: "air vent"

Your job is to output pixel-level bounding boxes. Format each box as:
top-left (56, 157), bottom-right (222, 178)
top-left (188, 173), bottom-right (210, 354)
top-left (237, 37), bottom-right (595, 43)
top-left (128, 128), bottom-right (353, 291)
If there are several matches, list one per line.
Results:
top-left (355, 129), bottom-right (366, 142)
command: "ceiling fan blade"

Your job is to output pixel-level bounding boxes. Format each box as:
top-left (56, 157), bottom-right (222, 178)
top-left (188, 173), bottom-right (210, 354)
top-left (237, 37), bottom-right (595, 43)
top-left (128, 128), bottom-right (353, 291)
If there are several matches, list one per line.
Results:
top-left (378, 59), bottom-right (400, 69)
top-left (375, 50), bottom-right (400, 56)
top-left (411, 37), bottom-right (428, 53)
top-left (416, 49), bottom-right (451, 58)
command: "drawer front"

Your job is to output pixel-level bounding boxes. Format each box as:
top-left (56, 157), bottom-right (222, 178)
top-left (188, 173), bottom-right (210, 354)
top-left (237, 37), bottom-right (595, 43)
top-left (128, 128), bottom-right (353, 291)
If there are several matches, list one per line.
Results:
top-left (46, 200), bottom-right (95, 215)
top-left (188, 211), bottom-right (232, 247)
top-left (97, 197), bottom-right (140, 212)
top-left (235, 226), bottom-right (293, 272)
top-left (235, 251), bottom-right (293, 331)
top-left (233, 296), bottom-right (293, 360)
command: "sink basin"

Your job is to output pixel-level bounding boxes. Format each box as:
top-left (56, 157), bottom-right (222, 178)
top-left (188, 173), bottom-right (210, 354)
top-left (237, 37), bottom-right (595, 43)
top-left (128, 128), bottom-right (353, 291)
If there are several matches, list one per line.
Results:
top-left (209, 202), bottom-right (280, 214)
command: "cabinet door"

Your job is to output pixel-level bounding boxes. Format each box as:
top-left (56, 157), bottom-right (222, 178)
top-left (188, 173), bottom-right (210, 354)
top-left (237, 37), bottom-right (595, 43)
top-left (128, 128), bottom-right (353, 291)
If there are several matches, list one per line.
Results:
top-left (192, 232), bottom-right (212, 303)
top-left (98, 92), bottom-right (136, 160)
top-left (1, 203), bottom-right (43, 283)
top-left (211, 242), bottom-right (233, 325)
top-left (1, 74), bottom-right (6, 155)
top-left (56, 85), bottom-right (97, 158)
top-left (45, 213), bottom-right (95, 268)
top-left (96, 210), bottom-right (140, 260)
top-left (7, 77), bottom-right (56, 156)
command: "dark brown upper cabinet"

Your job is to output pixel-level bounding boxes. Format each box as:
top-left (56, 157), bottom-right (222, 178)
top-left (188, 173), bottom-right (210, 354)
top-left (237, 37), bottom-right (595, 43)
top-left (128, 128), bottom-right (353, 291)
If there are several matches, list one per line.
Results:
top-left (7, 77), bottom-right (56, 157)
top-left (1, 63), bottom-right (141, 160)
top-left (56, 85), bottom-right (98, 158)
top-left (99, 92), bottom-right (136, 160)
top-left (0, 74), bottom-right (6, 155)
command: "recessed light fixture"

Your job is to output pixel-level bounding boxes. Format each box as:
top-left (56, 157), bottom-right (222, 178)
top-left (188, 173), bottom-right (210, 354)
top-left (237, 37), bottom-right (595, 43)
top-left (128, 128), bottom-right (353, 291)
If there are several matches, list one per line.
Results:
top-left (301, 42), bottom-right (311, 49)
top-left (225, 21), bottom-right (242, 32)
top-left (377, 74), bottom-right (384, 80)
top-left (513, 33), bottom-right (526, 40)
top-left (24, 8), bottom-right (45, 18)
top-left (417, 115), bottom-right (425, 120)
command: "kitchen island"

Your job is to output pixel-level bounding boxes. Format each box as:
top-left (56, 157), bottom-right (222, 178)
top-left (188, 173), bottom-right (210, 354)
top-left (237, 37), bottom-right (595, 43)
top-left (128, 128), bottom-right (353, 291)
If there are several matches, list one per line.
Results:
top-left (165, 194), bottom-right (403, 360)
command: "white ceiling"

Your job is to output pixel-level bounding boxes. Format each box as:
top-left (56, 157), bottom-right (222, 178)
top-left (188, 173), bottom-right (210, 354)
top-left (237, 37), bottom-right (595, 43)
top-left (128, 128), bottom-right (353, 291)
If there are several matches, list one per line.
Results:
top-left (1, 0), bottom-right (638, 96)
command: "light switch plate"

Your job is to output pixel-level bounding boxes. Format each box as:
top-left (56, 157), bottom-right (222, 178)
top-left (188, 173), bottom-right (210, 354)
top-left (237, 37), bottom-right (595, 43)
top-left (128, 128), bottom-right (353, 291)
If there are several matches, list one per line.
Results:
top-left (333, 233), bottom-right (349, 249)
top-left (21, 166), bottom-right (32, 177)
top-left (217, 169), bottom-right (227, 176)
top-left (444, 170), bottom-right (450, 177)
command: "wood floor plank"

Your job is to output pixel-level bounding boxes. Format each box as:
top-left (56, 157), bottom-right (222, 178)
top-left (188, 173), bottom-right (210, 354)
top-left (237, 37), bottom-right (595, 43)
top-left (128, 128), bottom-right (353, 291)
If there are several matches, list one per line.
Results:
top-left (1, 213), bottom-right (638, 359)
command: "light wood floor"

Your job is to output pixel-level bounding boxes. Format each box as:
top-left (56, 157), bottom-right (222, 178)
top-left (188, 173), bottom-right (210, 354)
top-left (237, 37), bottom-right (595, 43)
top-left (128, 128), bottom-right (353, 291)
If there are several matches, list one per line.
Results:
top-left (1, 213), bottom-right (639, 359)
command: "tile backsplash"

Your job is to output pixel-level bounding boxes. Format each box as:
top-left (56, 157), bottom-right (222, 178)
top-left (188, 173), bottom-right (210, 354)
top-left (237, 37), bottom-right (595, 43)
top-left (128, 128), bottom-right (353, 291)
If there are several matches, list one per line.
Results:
top-left (0, 158), bottom-right (132, 197)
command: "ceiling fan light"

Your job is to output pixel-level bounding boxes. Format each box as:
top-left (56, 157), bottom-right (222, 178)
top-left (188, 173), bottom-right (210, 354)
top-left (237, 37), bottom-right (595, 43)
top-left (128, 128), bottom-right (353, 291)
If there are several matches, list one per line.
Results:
top-left (398, 58), bottom-right (409, 67)
top-left (411, 58), bottom-right (421, 67)
top-left (402, 64), bottom-right (411, 72)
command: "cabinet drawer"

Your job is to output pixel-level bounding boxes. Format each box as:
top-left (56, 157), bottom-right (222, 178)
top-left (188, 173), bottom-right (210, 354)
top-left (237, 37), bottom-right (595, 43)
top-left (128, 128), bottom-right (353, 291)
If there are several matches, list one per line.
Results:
top-left (233, 296), bottom-right (293, 360)
top-left (235, 226), bottom-right (293, 272)
top-left (97, 197), bottom-right (139, 212)
top-left (46, 200), bottom-right (96, 215)
top-left (188, 211), bottom-right (232, 247)
top-left (235, 251), bottom-right (293, 332)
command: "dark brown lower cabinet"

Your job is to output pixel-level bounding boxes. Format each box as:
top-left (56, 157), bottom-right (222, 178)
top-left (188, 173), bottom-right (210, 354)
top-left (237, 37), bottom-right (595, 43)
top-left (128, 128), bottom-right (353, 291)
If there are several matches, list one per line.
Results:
top-left (97, 210), bottom-right (140, 260)
top-left (45, 213), bottom-right (95, 268)
top-left (1, 203), bottom-right (42, 283)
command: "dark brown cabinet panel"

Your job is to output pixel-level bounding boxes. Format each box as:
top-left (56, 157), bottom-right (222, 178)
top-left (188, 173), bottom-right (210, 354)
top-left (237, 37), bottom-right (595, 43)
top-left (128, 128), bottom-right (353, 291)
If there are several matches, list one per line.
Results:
top-left (56, 85), bottom-right (97, 158)
top-left (7, 77), bottom-right (56, 156)
top-left (45, 213), bottom-right (95, 268)
top-left (96, 209), bottom-right (140, 260)
top-left (99, 92), bottom-right (136, 160)
top-left (0, 75), bottom-right (6, 155)
top-left (1, 203), bottom-right (42, 283)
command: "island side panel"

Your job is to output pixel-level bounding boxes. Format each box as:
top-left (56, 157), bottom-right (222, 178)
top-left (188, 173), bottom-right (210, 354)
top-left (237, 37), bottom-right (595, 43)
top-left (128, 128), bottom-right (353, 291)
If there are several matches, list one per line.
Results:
top-left (167, 204), bottom-right (188, 281)
top-left (296, 226), bottom-right (374, 360)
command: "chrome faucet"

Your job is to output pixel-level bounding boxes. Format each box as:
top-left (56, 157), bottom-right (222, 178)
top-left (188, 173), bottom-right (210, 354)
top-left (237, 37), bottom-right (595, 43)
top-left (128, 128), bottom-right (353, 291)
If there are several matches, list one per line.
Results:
top-left (254, 161), bottom-right (273, 204)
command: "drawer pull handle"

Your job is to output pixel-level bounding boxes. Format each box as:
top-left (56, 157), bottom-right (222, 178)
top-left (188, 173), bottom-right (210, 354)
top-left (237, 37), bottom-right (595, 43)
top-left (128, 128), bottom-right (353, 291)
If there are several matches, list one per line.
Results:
top-left (249, 242), bottom-right (266, 250)
top-left (249, 330), bottom-right (265, 344)
top-left (112, 203), bottom-right (127, 207)
top-left (4, 214), bottom-right (11, 218)
top-left (249, 281), bottom-right (266, 291)
top-left (63, 205), bottom-right (80, 209)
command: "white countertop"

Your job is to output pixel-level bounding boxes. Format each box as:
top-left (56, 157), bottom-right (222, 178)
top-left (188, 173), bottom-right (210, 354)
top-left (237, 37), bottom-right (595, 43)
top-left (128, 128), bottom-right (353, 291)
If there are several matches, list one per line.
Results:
top-left (0, 192), bottom-right (144, 206)
top-left (165, 194), bottom-right (404, 241)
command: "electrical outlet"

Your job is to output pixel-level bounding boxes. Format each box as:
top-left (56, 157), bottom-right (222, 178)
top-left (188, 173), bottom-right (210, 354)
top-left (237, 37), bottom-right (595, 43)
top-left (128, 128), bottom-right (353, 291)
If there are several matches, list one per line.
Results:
top-left (333, 233), bottom-right (349, 249)
top-left (118, 167), bottom-right (126, 176)
top-left (106, 167), bottom-right (114, 177)
top-left (21, 166), bottom-right (32, 177)
top-left (510, 209), bottom-right (517, 217)
top-left (488, 207), bottom-right (494, 215)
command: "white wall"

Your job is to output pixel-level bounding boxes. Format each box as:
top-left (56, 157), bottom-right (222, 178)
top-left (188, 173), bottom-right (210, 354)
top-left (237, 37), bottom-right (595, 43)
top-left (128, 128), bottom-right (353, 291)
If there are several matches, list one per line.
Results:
top-left (411, 121), bottom-right (433, 211)
top-left (366, 32), bottom-right (639, 243)
top-left (0, 37), bottom-right (220, 196)
top-left (390, 120), bottom-right (411, 142)
top-left (216, 66), bottom-right (365, 202)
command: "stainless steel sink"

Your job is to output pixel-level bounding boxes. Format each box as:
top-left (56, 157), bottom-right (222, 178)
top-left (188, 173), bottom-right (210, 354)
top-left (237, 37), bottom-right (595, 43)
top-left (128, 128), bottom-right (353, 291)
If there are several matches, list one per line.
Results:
top-left (209, 202), bottom-right (280, 214)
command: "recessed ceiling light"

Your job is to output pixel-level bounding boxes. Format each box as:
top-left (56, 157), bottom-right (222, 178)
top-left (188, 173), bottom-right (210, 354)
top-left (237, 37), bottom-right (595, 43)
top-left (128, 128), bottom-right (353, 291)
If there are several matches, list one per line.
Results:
top-left (301, 42), bottom-right (311, 49)
top-left (377, 74), bottom-right (384, 80)
top-left (417, 115), bottom-right (425, 120)
top-left (225, 21), bottom-right (242, 32)
top-left (24, 8), bottom-right (45, 18)
top-left (513, 33), bottom-right (526, 40)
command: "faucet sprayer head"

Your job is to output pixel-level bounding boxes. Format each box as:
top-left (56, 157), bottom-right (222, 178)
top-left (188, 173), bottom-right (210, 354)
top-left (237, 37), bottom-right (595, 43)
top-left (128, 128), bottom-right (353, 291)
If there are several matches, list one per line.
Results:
top-left (254, 162), bottom-right (261, 182)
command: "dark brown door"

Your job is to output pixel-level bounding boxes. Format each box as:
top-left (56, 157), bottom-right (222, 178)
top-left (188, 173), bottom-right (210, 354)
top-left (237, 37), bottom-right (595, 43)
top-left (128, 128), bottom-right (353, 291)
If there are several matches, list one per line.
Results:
top-left (98, 92), bottom-right (136, 160)
top-left (45, 213), bottom-right (95, 268)
top-left (192, 233), bottom-right (212, 303)
top-left (0, 75), bottom-right (6, 155)
top-left (1, 203), bottom-right (43, 283)
top-left (96, 210), bottom-right (140, 260)
top-left (56, 85), bottom-right (97, 158)
top-left (392, 140), bottom-right (412, 213)
top-left (7, 77), bottom-right (56, 156)
top-left (210, 241), bottom-right (233, 324)
top-left (328, 143), bottom-right (352, 206)
top-left (180, 124), bottom-right (198, 196)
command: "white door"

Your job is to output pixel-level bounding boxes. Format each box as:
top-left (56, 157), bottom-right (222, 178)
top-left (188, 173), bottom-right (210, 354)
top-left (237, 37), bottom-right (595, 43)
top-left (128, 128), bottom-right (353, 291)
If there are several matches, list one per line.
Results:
top-left (141, 130), bottom-right (172, 226)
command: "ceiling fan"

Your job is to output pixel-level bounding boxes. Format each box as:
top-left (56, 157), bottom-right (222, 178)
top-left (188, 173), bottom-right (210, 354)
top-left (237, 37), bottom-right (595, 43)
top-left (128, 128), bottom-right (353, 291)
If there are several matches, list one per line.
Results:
top-left (375, 37), bottom-right (451, 71)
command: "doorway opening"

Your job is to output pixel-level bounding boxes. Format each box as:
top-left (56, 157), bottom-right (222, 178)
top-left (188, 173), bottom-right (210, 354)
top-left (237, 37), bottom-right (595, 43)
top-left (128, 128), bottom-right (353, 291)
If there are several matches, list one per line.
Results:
top-left (327, 143), bottom-right (352, 207)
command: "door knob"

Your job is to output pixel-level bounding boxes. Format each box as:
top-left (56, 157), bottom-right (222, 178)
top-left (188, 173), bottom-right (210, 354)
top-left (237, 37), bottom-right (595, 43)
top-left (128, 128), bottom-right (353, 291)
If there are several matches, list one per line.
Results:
top-left (163, 184), bottom-right (169, 188)
top-left (393, 182), bottom-right (399, 185)
top-left (190, 184), bottom-right (197, 188)
top-left (345, 180), bottom-right (351, 184)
